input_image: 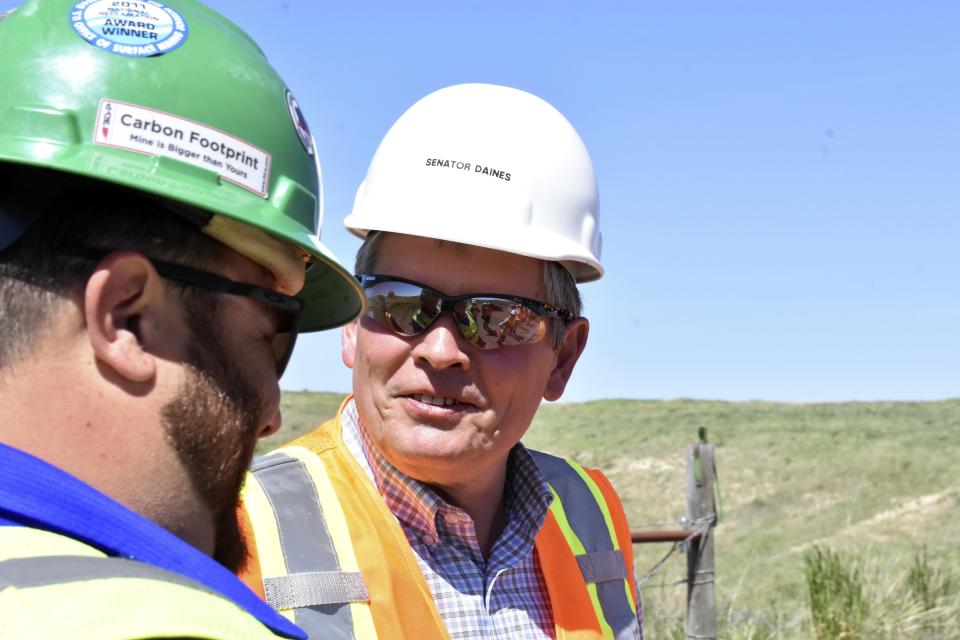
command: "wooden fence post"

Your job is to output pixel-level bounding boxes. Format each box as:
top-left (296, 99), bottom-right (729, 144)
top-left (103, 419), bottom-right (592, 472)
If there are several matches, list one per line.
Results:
top-left (685, 440), bottom-right (717, 639)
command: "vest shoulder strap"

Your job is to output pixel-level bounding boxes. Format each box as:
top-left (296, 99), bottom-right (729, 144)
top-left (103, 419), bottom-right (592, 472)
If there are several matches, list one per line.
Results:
top-left (530, 449), bottom-right (641, 640)
top-left (247, 446), bottom-right (369, 639)
top-left (242, 415), bottom-right (449, 640)
top-left (249, 448), bottom-right (371, 610)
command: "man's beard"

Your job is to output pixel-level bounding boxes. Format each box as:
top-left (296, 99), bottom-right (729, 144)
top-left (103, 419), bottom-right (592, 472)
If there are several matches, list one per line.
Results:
top-left (161, 296), bottom-right (264, 573)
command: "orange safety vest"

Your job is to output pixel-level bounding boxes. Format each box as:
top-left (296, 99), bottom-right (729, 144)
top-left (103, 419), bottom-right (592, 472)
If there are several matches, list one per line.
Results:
top-left (240, 401), bottom-right (639, 640)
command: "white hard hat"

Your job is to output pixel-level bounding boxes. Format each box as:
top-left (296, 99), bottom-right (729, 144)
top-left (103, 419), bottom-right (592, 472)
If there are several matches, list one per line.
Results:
top-left (344, 83), bottom-right (603, 282)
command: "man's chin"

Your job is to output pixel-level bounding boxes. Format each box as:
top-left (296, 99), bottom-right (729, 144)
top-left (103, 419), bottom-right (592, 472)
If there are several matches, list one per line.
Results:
top-left (389, 445), bottom-right (481, 483)
top-left (398, 431), bottom-right (496, 464)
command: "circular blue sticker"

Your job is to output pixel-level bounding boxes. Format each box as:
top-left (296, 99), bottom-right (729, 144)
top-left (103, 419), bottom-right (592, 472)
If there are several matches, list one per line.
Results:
top-left (70, 0), bottom-right (189, 58)
top-left (286, 90), bottom-right (315, 157)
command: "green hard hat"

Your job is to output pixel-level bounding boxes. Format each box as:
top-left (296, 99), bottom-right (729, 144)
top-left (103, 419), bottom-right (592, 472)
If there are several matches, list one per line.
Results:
top-left (0, 0), bottom-right (363, 331)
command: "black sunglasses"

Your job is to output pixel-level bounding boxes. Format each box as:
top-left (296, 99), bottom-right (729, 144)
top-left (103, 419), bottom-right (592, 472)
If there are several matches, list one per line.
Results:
top-left (357, 274), bottom-right (572, 350)
top-left (63, 247), bottom-right (303, 376)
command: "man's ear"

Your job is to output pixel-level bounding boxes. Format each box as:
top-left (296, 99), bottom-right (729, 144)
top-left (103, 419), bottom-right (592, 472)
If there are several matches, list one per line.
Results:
top-left (83, 251), bottom-right (168, 383)
top-left (544, 318), bottom-right (589, 402)
top-left (341, 319), bottom-right (358, 369)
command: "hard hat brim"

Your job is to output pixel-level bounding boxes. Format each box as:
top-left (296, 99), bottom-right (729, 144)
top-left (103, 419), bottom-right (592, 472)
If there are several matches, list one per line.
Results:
top-left (0, 148), bottom-right (363, 332)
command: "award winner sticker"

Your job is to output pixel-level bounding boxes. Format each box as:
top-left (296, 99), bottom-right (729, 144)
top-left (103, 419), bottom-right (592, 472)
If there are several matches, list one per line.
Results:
top-left (70, 0), bottom-right (189, 58)
top-left (94, 99), bottom-right (272, 197)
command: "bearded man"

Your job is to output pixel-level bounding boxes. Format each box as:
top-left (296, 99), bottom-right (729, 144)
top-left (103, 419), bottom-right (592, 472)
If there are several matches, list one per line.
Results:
top-left (0, 1), bottom-right (362, 637)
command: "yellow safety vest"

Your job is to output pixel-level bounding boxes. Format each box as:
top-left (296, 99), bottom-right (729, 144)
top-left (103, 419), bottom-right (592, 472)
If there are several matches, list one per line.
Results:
top-left (0, 526), bottom-right (282, 639)
top-left (240, 400), bottom-right (639, 640)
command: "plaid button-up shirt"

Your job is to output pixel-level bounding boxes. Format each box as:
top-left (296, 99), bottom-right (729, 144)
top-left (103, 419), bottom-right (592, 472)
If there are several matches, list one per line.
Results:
top-left (340, 399), bottom-right (557, 639)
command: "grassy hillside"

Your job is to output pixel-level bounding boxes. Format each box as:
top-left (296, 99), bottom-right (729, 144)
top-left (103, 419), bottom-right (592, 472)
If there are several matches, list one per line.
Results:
top-left (263, 394), bottom-right (960, 638)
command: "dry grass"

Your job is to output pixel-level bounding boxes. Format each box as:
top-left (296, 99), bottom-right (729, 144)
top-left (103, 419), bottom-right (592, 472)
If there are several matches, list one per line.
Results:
top-left (267, 393), bottom-right (960, 638)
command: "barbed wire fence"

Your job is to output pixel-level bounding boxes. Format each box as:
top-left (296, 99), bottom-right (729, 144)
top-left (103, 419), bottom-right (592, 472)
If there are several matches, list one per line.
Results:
top-left (631, 431), bottom-right (720, 640)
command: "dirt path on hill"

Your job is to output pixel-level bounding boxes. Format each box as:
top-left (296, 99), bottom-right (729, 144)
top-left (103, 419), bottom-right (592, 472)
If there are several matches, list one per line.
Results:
top-left (788, 486), bottom-right (959, 554)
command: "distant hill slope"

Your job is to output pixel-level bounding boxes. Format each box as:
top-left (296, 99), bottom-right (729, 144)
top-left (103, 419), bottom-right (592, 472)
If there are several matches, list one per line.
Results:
top-left (262, 393), bottom-right (960, 634)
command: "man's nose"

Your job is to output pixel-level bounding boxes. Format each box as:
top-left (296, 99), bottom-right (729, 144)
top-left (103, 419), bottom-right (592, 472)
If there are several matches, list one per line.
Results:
top-left (258, 408), bottom-right (282, 439)
top-left (411, 313), bottom-right (471, 370)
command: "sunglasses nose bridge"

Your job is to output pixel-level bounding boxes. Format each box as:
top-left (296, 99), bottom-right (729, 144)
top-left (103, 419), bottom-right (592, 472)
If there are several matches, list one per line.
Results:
top-left (416, 299), bottom-right (457, 334)
top-left (411, 310), bottom-right (473, 368)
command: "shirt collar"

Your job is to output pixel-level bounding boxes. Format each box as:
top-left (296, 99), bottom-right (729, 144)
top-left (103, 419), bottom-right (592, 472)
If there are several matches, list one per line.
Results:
top-left (0, 442), bottom-right (305, 640)
top-left (341, 400), bottom-right (444, 544)
top-left (502, 446), bottom-right (555, 545)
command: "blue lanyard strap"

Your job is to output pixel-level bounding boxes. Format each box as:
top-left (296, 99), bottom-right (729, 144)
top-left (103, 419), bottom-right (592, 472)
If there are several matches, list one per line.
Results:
top-left (0, 442), bottom-right (304, 639)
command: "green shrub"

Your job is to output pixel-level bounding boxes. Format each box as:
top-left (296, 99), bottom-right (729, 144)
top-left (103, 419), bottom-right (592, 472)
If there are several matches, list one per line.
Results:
top-left (907, 544), bottom-right (954, 612)
top-left (803, 546), bottom-right (868, 639)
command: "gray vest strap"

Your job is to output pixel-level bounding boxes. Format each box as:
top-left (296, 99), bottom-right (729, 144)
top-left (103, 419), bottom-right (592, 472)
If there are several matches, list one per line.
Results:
top-left (576, 549), bottom-right (627, 584)
top-left (251, 450), bottom-right (361, 639)
top-left (0, 554), bottom-right (211, 593)
top-left (263, 571), bottom-right (369, 610)
top-left (530, 449), bottom-right (640, 640)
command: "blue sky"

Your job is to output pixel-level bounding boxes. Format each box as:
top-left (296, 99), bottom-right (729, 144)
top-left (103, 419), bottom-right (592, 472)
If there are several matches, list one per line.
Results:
top-left (208, 1), bottom-right (958, 403)
top-left (26, 1), bottom-right (960, 402)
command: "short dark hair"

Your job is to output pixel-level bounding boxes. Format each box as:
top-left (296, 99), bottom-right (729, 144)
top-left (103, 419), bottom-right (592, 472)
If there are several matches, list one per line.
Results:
top-left (0, 170), bottom-right (227, 369)
top-left (354, 231), bottom-right (582, 349)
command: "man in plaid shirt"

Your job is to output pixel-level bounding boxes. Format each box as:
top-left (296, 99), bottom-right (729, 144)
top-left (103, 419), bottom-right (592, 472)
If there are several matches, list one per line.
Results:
top-left (241, 84), bottom-right (643, 640)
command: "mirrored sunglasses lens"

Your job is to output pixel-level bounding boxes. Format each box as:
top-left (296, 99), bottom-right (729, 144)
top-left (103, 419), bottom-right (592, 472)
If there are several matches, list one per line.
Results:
top-left (465, 299), bottom-right (548, 349)
top-left (365, 282), bottom-right (436, 336)
top-left (452, 301), bottom-right (483, 345)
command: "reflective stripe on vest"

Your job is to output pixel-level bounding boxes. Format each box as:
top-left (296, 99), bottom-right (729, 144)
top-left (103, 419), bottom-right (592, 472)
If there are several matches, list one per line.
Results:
top-left (0, 546), bottom-right (279, 639)
top-left (242, 420), bottom-right (451, 640)
top-left (245, 446), bottom-right (377, 639)
top-left (531, 450), bottom-right (640, 640)
top-left (0, 554), bottom-right (219, 592)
